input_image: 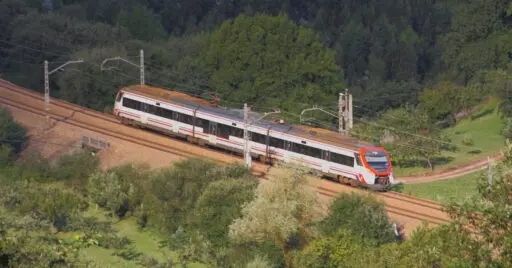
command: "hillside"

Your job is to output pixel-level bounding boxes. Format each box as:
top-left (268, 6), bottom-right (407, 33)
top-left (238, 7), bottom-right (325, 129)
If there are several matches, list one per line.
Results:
top-left (394, 99), bottom-right (506, 177)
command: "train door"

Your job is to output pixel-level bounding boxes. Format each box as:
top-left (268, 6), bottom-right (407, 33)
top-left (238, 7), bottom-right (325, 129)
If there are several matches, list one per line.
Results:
top-left (283, 140), bottom-right (293, 162)
top-left (321, 150), bottom-right (330, 173)
top-left (208, 122), bottom-right (218, 144)
top-left (140, 103), bottom-right (149, 125)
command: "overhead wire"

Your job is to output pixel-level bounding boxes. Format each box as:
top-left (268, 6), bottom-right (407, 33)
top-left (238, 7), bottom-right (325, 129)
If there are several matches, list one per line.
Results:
top-left (0, 37), bottom-right (488, 154)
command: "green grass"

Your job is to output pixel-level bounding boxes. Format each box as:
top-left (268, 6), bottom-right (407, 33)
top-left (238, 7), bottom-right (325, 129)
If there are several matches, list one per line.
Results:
top-left (395, 98), bottom-right (506, 177)
top-left (401, 171), bottom-right (482, 203)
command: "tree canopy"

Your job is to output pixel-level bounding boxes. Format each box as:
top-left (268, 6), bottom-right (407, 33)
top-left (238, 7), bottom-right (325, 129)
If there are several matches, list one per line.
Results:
top-left (201, 13), bottom-right (344, 114)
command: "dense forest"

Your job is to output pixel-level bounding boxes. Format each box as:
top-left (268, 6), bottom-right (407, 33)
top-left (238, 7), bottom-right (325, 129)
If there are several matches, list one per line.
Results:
top-left (0, 0), bottom-right (511, 166)
top-left (1, 0), bottom-right (511, 114)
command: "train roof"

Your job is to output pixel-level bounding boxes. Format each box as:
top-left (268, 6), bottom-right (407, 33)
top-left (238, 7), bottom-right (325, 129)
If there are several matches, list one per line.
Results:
top-left (119, 85), bottom-right (375, 151)
top-left (121, 84), bottom-right (217, 108)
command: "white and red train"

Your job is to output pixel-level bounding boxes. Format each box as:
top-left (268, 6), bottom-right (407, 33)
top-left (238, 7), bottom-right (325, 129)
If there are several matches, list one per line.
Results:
top-left (113, 85), bottom-right (395, 190)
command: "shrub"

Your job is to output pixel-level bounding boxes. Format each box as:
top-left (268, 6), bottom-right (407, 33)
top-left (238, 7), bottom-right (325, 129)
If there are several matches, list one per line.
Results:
top-left (14, 184), bottom-right (88, 232)
top-left (52, 150), bottom-right (100, 193)
top-left (319, 192), bottom-right (396, 245)
top-left (0, 107), bottom-right (27, 155)
top-left (88, 171), bottom-right (133, 218)
top-left (143, 158), bottom-right (252, 232)
top-left (16, 152), bottom-right (52, 181)
top-left (294, 229), bottom-right (376, 268)
top-left (462, 133), bottom-right (474, 146)
top-left (0, 144), bottom-right (14, 166)
top-left (246, 255), bottom-right (274, 268)
top-left (193, 178), bottom-right (258, 248)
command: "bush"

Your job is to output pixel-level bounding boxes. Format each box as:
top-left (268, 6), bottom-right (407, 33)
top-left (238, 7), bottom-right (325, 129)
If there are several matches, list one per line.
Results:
top-left (462, 133), bottom-right (474, 146)
top-left (52, 150), bottom-right (100, 193)
top-left (294, 229), bottom-right (376, 268)
top-left (88, 171), bottom-right (133, 218)
top-left (16, 152), bottom-right (52, 181)
top-left (0, 144), bottom-right (15, 166)
top-left (193, 178), bottom-right (258, 248)
top-left (319, 192), bottom-right (396, 245)
top-left (0, 107), bottom-right (27, 155)
top-left (143, 158), bottom-right (253, 232)
top-left (14, 183), bottom-right (88, 232)
top-left (502, 118), bottom-right (512, 140)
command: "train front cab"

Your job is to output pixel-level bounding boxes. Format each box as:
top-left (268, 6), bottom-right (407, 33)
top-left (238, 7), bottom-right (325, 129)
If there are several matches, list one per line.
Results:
top-left (354, 146), bottom-right (395, 191)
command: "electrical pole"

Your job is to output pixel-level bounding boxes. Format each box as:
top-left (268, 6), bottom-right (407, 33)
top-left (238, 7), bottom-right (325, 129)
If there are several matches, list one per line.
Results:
top-left (243, 104), bottom-right (280, 169)
top-left (338, 92), bottom-right (344, 134)
top-left (139, 49), bottom-right (144, 85)
top-left (243, 103), bottom-right (251, 169)
top-left (44, 60), bottom-right (49, 125)
top-left (348, 91), bottom-right (353, 130)
top-left (44, 59), bottom-right (84, 128)
top-left (101, 49), bottom-right (145, 85)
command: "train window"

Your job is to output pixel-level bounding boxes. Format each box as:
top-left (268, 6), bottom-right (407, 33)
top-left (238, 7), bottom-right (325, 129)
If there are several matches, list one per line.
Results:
top-left (354, 153), bottom-right (362, 166)
top-left (292, 143), bottom-right (305, 154)
top-left (147, 105), bottom-right (157, 115)
top-left (173, 112), bottom-right (181, 122)
top-left (250, 132), bottom-right (266, 144)
top-left (331, 152), bottom-right (354, 167)
top-left (194, 117), bottom-right (205, 128)
top-left (116, 92), bottom-right (123, 102)
top-left (217, 124), bottom-right (231, 138)
top-left (284, 141), bottom-right (293, 151)
top-left (322, 150), bottom-right (330, 161)
top-left (202, 118), bottom-right (210, 131)
top-left (182, 114), bottom-right (194, 125)
top-left (304, 146), bottom-right (322, 158)
top-left (269, 137), bottom-right (284, 149)
top-left (161, 108), bottom-right (174, 119)
top-left (122, 98), bottom-right (141, 110)
top-left (231, 127), bottom-right (243, 138)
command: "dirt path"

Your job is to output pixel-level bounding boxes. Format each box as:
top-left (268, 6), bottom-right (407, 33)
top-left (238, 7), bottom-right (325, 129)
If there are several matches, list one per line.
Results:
top-left (396, 153), bottom-right (502, 184)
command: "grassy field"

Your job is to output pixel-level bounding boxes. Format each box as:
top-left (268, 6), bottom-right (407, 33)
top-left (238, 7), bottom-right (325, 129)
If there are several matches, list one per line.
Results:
top-left (401, 171), bottom-right (482, 203)
top-left (394, 98), bottom-right (505, 177)
top-left (77, 208), bottom-right (206, 268)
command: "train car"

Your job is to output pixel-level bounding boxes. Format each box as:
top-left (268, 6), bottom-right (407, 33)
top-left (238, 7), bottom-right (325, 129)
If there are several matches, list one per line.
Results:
top-left (113, 85), bottom-right (395, 190)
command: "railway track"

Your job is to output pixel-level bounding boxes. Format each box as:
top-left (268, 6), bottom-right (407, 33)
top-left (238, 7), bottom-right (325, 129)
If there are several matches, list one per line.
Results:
top-left (0, 80), bottom-right (453, 236)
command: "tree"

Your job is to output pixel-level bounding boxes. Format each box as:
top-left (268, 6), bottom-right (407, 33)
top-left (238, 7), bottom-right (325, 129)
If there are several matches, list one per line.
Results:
top-left (228, 165), bottom-right (319, 268)
top-left (116, 4), bottom-right (167, 41)
top-left (374, 107), bottom-right (448, 170)
top-left (193, 178), bottom-right (258, 248)
top-left (419, 81), bottom-right (465, 122)
top-left (445, 145), bottom-right (512, 266)
top-left (88, 171), bottom-right (133, 218)
top-left (294, 229), bottom-right (376, 268)
top-left (5, 11), bottom-right (131, 90)
top-left (484, 64), bottom-right (512, 116)
top-left (319, 192), bottom-right (396, 245)
top-left (201, 13), bottom-right (344, 114)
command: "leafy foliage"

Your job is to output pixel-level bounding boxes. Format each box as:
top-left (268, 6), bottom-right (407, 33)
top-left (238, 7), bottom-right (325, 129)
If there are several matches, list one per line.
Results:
top-left (0, 107), bottom-right (27, 155)
top-left (319, 192), bottom-right (396, 245)
top-left (353, 106), bottom-right (449, 169)
top-left (294, 229), bottom-right (377, 268)
top-left (52, 150), bottom-right (100, 193)
top-left (228, 165), bottom-right (318, 268)
top-left (192, 178), bottom-right (258, 248)
top-left (201, 13), bottom-right (344, 115)
top-left (445, 145), bottom-right (512, 266)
